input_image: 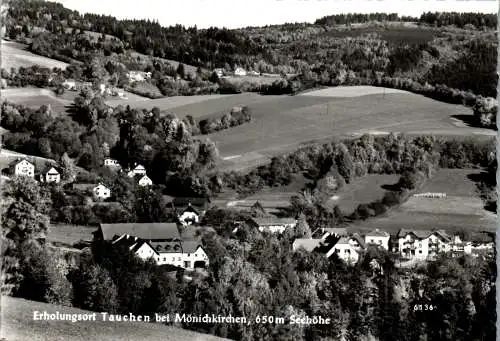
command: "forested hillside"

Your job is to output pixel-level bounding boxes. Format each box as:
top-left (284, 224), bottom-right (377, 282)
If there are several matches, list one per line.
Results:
top-left (4, 1), bottom-right (497, 99)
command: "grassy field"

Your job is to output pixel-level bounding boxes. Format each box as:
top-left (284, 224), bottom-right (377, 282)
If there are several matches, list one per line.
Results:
top-left (47, 224), bottom-right (96, 247)
top-left (325, 174), bottom-right (400, 214)
top-left (212, 175), bottom-right (311, 213)
top-left (0, 148), bottom-right (57, 171)
top-left (0, 296), bottom-right (231, 341)
top-left (1, 40), bottom-right (69, 70)
top-left (208, 87), bottom-right (494, 171)
top-left (348, 168), bottom-right (497, 235)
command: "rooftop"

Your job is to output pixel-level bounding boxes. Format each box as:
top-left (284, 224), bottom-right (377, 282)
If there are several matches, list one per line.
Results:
top-left (252, 217), bottom-right (297, 226)
top-left (293, 238), bottom-right (323, 252)
top-left (99, 223), bottom-right (183, 241)
top-left (365, 229), bottom-right (390, 237)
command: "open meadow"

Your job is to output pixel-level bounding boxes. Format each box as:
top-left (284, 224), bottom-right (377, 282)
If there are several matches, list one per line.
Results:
top-left (325, 174), bottom-right (400, 214)
top-left (1, 39), bottom-right (69, 70)
top-left (0, 296), bottom-right (231, 341)
top-left (47, 224), bottom-right (96, 247)
top-left (347, 168), bottom-right (497, 236)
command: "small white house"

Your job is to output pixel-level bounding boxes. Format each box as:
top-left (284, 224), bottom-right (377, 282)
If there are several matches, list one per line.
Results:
top-left (326, 237), bottom-right (362, 265)
top-left (251, 217), bottom-right (297, 234)
top-left (93, 183), bottom-right (111, 199)
top-left (62, 79), bottom-right (76, 90)
top-left (43, 167), bottom-right (61, 183)
top-left (178, 204), bottom-right (200, 226)
top-left (234, 67), bottom-right (247, 76)
top-left (127, 164), bottom-right (146, 177)
top-left (104, 158), bottom-right (120, 167)
top-left (364, 229), bottom-right (391, 250)
top-left (138, 175), bottom-right (153, 187)
top-left (14, 159), bottom-right (35, 178)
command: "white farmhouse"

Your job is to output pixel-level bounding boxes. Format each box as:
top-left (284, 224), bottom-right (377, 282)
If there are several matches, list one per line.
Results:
top-left (105, 224), bottom-right (210, 270)
top-left (127, 164), bottom-right (147, 177)
top-left (43, 166), bottom-right (61, 183)
top-left (93, 183), bottom-right (111, 200)
top-left (138, 174), bottom-right (153, 187)
top-left (14, 159), bottom-right (35, 178)
top-left (326, 236), bottom-right (365, 265)
top-left (292, 238), bottom-right (323, 252)
top-left (178, 204), bottom-right (200, 226)
top-left (250, 217), bottom-right (297, 234)
top-left (364, 229), bottom-right (391, 250)
top-left (104, 158), bottom-right (121, 167)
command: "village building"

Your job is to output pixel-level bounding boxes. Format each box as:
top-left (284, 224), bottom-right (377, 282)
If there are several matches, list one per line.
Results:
top-left (74, 183), bottom-right (111, 200)
top-left (96, 223), bottom-right (210, 269)
top-left (396, 229), bottom-right (473, 260)
top-left (62, 79), bottom-right (76, 90)
top-left (127, 164), bottom-right (147, 177)
top-left (103, 158), bottom-right (121, 168)
top-left (137, 174), bottom-right (153, 187)
top-left (320, 227), bottom-right (348, 240)
top-left (249, 217), bottom-right (297, 234)
top-left (41, 166), bottom-right (61, 183)
top-left (326, 236), bottom-right (365, 264)
top-left (178, 203), bottom-right (200, 226)
top-left (364, 229), bottom-right (391, 250)
top-left (93, 183), bottom-right (111, 199)
top-left (13, 159), bottom-right (35, 178)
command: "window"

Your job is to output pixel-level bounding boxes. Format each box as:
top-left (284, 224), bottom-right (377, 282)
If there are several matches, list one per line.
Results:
top-left (370, 239), bottom-right (374, 243)
top-left (419, 250), bottom-right (422, 254)
top-left (184, 261), bottom-right (190, 268)
top-left (187, 253), bottom-right (190, 257)
top-left (163, 257), bottom-right (166, 261)
top-left (178, 257), bottom-right (181, 261)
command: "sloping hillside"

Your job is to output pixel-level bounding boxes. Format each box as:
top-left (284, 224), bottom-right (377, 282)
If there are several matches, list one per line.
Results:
top-left (1, 296), bottom-right (232, 341)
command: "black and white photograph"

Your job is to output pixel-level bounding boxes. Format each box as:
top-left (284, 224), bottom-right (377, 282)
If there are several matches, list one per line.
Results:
top-left (0, 0), bottom-right (497, 340)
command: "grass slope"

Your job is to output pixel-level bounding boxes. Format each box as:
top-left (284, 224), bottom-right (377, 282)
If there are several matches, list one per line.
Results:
top-left (0, 296), bottom-right (231, 341)
top-left (1, 40), bottom-right (68, 70)
top-left (347, 168), bottom-right (497, 235)
top-left (47, 224), bottom-right (96, 247)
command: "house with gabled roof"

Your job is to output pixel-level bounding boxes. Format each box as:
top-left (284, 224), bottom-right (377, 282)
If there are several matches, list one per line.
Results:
top-left (249, 217), bottom-right (297, 234)
top-left (364, 228), bottom-right (391, 250)
top-left (396, 228), bottom-right (472, 260)
top-left (103, 158), bottom-right (121, 168)
top-left (178, 203), bottom-right (200, 226)
top-left (292, 238), bottom-right (324, 252)
top-left (13, 159), bottom-right (35, 178)
top-left (326, 236), bottom-right (365, 264)
top-left (96, 223), bottom-right (183, 242)
top-left (111, 234), bottom-right (208, 269)
top-left (137, 174), bottom-right (153, 187)
top-left (127, 164), bottom-right (146, 177)
top-left (38, 165), bottom-right (61, 183)
top-left (320, 227), bottom-right (348, 240)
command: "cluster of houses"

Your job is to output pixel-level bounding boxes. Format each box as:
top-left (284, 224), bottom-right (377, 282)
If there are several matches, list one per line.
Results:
top-left (4, 158), bottom-right (154, 200)
top-left (214, 67), bottom-right (260, 78)
top-left (61, 79), bottom-right (126, 98)
top-left (293, 227), bottom-right (494, 265)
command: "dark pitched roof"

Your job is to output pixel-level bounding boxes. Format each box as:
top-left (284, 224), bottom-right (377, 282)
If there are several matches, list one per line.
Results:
top-left (149, 240), bottom-right (202, 254)
top-left (99, 223), bottom-right (181, 241)
top-left (397, 229), bottom-right (433, 239)
top-left (180, 204), bottom-right (200, 215)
